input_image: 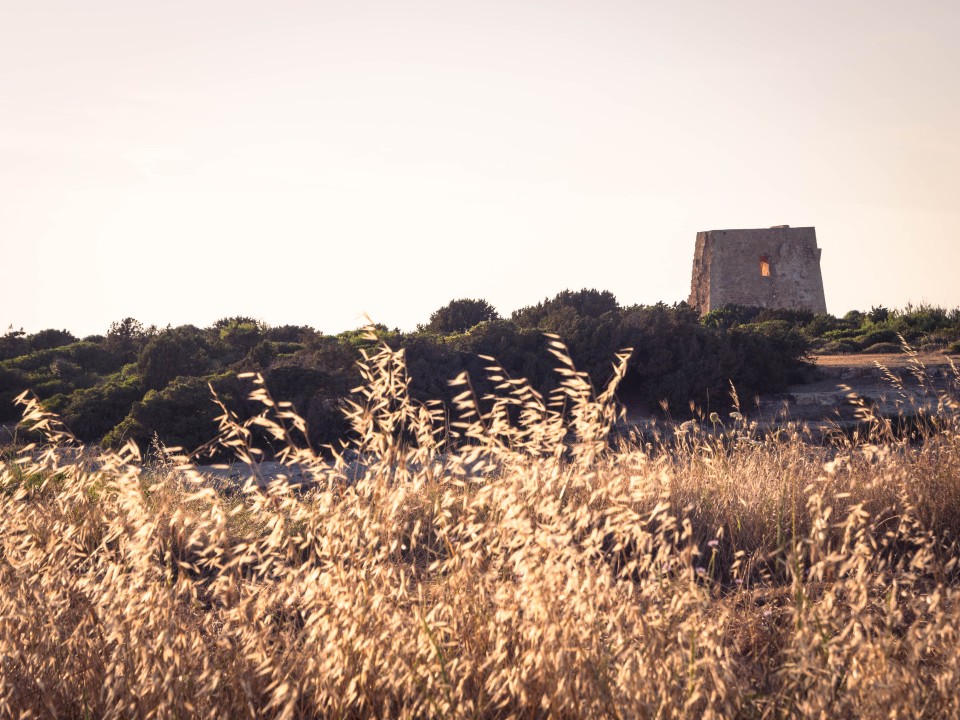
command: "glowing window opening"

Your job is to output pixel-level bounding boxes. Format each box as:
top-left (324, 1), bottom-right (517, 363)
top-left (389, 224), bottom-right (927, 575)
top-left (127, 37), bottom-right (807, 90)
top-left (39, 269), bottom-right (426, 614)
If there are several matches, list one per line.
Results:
top-left (760, 256), bottom-right (771, 277)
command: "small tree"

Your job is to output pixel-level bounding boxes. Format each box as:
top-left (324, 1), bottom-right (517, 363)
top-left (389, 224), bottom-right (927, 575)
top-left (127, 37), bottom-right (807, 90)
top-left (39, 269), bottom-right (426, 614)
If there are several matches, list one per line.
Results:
top-left (511, 289), bottom-right (619, 330)
top-left (0, 326), bottom-right (27, 361)
top-left (27, 328), bottom-right (76, 352)
top-left (424, 299), bottom-right (500, 334)
top-left (216, 319), bottom-right (263, 354)
top-left (106, 317), bottom-right (149, 363)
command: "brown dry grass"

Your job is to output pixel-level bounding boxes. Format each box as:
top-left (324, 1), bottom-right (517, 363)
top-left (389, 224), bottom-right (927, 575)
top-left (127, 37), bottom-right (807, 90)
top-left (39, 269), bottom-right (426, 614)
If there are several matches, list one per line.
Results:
top-left (2, 332), bottom-right (960, 719)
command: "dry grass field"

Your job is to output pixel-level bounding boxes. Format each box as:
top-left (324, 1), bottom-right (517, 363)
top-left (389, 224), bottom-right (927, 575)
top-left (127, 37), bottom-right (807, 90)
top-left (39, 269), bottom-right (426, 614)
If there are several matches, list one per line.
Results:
top-left (2, 334), bottom-right (960, 718)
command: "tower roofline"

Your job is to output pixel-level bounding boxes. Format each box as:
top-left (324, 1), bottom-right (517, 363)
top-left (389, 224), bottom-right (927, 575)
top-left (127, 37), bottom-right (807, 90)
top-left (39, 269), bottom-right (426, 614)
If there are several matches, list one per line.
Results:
top-left (699, 226), bottom-right (815, 234)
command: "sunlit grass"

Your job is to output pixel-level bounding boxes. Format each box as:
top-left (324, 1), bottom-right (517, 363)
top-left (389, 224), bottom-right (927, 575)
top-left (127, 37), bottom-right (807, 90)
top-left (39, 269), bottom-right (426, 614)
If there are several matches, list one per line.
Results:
top-left (2, 332), bottom-right (959, 718)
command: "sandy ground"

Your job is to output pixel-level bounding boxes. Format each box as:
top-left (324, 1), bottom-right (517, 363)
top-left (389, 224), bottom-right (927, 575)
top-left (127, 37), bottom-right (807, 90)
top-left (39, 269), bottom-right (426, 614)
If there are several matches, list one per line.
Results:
top-left (622, 352), bottom-right (958, 429)
top-left (813, 352), bottom-right (958, 369)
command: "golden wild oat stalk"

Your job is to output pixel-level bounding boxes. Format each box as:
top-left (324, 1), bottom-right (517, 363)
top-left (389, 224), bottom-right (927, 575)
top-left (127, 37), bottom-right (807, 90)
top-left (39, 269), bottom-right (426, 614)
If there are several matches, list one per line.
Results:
top-left (1, 332), bottom-right (960, 719)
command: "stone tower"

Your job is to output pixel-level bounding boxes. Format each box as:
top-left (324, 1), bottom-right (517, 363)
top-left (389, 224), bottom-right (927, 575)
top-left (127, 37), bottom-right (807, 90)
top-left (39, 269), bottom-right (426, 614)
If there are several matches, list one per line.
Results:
top-left (689, 226), bottom-right (826, 315)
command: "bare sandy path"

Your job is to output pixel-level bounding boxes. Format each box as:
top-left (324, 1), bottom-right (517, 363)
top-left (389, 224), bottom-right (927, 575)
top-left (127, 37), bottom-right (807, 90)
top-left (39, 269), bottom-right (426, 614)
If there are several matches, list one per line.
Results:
top-left (813, 352), bottom-right (958, 369)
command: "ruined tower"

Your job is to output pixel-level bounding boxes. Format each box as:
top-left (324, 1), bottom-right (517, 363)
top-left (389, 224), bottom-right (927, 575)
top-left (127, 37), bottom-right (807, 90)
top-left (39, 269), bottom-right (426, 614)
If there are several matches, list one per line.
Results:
top-left (689, 225), bottom-right (827, 315)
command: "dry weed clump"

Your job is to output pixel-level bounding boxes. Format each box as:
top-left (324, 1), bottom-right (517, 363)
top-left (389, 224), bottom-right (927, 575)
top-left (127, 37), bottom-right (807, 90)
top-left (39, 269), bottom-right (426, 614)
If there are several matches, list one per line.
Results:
top-left (2, 332), bottom-right (960, 718)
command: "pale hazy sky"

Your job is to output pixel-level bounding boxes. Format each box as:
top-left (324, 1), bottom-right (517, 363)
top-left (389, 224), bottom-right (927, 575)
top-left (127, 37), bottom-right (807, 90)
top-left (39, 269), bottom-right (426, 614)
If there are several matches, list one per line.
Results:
top-left (2, 0), bottom-right (959, 336)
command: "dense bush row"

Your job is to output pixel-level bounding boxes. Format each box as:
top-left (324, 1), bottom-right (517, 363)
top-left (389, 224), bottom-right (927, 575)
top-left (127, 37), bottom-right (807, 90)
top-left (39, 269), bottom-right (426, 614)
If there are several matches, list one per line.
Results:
top-left (703, 303), bottom-right (960, 354)
top-left (5, 293), bottom-right (955, 455)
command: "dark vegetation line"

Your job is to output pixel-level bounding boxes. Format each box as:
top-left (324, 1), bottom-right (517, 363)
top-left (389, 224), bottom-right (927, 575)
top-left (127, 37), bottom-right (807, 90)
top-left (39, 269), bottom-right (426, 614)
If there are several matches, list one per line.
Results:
top-left (2, 290), bottom-right (959, 455)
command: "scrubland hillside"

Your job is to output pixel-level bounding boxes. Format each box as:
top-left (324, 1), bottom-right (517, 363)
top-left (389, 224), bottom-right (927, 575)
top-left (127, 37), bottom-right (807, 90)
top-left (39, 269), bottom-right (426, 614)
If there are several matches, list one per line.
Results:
top-left (0, 291), bottom-right (827, 454)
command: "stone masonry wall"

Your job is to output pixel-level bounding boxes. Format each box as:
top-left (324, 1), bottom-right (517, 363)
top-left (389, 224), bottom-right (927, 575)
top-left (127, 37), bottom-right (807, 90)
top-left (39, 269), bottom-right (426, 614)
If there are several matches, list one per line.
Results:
top-left (689, 226), bottom-right (827, 315)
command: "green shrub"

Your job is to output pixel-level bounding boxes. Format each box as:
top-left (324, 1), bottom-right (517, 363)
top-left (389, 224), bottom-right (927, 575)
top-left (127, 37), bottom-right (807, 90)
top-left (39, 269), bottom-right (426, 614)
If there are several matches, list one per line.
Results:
top-left (138, 327), bottom-right (214, 391)
top-left (27, 328), bottom-right (76, 351)
top-left (701, 305), bottom-right (764, 331)
top-left (451, 320), bottom-right (552, 393)
top-left (52, 377), bottom-right (144, 442)
top-left (49, 358), bottom-right (82, 379)
top-left (105, 317), bottom-right (152, 363)
top-left (31, 379), bottom-right (75, 400)
top-left (264, 324), bottom-right (319, 344)
top-left (3, 341), bottom-right (121, 375)
top-left (755, 308), bottom-right (814, 325)
top-left (243, 341), bottom-right (276, 370)
top-left (821, 328), bottom-right (862, 342)
top-left (338, 324), bottom-right (398, 350)
top-left (0, 365), bottom-right (28, 395)
top-left (0, 366), bottom-right (30, 422)
top-left (260, 362), bottom-right (354, 447)
top-left (820, 340), bottom-right (859, 354)
top-left (862, 342), bottom-right (902, 354)
top-left (0, 329), bottom-right (28, 361)
top-left (270, 341), bottom-right (304, 356)
top-left (803, 313), bottom-right (845, 338)
top-left (512, 289), bottom-right (619, 331)
top-left (897, 303), bottom-right (950, 333)
top-left (104, 374), bottom-right (236, 452)
top-left (857, 329), bottom-right (901, 349)
top-left (730, 321), bottom-right (811, 392)
top-left (215, 317), bottom-right (265, 359)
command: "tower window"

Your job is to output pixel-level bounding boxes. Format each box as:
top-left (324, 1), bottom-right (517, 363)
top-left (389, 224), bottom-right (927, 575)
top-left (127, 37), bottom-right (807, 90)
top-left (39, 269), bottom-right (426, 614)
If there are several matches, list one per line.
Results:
top-left (760, 256), bottom-right (771, 277)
